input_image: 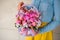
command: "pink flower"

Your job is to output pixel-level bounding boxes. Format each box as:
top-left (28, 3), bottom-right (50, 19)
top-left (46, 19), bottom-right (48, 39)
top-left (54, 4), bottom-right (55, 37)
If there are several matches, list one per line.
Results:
top-left (32, 22), bottom-right (36, 26)
top-left (29, 18), bottom-right (34, 22)
top-left (25, 15), bottom-right (29, 20)
top-left (16, 4), bottom-right (42, 36)
top-left (16, 20), bottom-right (20, 24)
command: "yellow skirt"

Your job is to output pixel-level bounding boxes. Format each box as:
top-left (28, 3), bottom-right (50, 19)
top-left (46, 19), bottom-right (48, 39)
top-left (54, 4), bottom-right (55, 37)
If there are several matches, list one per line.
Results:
top-left (25, 22), bottom-right (53, 40)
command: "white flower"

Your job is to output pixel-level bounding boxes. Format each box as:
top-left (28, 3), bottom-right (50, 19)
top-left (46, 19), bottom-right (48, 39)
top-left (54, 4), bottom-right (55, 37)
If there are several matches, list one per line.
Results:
top-left (23, 23), bottom-right (28, 28)
top-left (37, 21), bottom-right (41, 27)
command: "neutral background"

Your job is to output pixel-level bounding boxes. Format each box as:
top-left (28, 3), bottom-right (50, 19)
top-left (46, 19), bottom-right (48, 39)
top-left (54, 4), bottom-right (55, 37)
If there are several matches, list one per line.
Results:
top-left (0, 0), bottom-right (60, 40)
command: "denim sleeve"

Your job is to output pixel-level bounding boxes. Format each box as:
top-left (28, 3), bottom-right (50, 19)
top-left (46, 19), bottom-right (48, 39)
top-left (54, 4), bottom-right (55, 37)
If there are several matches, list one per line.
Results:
top-left (39, 0), bottom-right (60, 33)
top-left (25, 0), bottom-right (40, 10)
top-left (31, 0), bottom-right (40, 9)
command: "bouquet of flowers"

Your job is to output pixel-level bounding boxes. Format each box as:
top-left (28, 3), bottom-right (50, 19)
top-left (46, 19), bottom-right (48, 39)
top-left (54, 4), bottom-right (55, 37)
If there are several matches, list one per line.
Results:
top-left (15, 2), bottom-right (41, 36)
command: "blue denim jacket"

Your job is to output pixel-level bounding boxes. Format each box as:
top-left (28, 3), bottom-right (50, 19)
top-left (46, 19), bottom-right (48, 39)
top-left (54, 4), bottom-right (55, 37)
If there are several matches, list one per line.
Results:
top-left (26, 0), bottom-right (60, 33)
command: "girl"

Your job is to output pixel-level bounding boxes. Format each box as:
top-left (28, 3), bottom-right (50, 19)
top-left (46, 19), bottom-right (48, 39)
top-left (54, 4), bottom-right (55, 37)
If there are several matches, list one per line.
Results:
top-left (18, 0), bottom-right (60, 40)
